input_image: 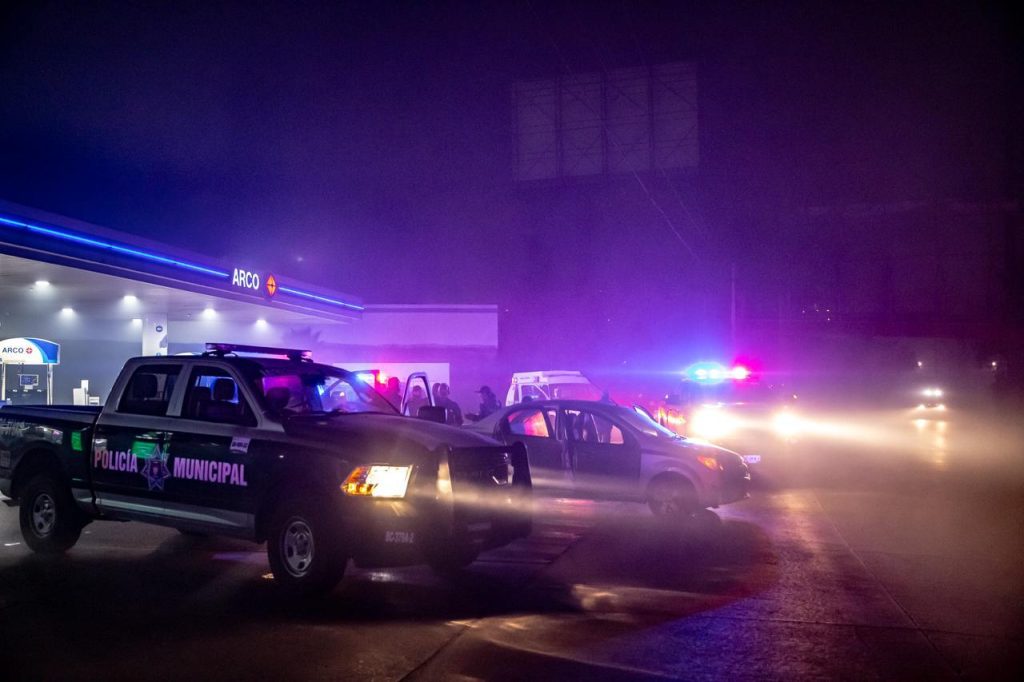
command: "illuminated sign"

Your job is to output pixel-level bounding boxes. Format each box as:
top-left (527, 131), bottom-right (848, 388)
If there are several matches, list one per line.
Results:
top-left (0, 213), bottom-right (364, 312)
top-left (0, 337), bottom-right (61, 365)
top-left (232, 268), bottom-right (261, 291)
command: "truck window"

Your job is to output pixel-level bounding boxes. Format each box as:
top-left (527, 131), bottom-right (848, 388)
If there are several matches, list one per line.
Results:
top-left (519, 385), bottom-right (549, 402)
top-left (117, 365), bottom-right (181, 416)
top-left (183, 366), bottom-right (256, 426)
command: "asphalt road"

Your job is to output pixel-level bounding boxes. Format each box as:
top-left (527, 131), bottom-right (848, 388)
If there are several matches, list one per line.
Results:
top-left (1, 408), bottom-right (1022, 680)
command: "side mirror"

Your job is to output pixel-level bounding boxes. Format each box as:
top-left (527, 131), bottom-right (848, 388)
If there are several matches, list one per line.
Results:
top-left (418, 405), bottom-right (447, 424)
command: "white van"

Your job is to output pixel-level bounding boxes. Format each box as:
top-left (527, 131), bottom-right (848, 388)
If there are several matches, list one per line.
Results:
top-left (505, 370), bottom-right (603, 406)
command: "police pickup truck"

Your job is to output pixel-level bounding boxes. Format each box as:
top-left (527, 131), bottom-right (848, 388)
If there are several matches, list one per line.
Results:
top-left (0, 344), bottom-right (530, 595)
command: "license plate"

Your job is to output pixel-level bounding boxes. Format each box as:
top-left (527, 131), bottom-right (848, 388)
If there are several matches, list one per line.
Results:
top-left (743, 454), bottom-right (761, 464)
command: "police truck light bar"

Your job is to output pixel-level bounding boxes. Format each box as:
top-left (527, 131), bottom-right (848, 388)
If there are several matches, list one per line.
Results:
top-left (204, 343), bottom-right (312, 361)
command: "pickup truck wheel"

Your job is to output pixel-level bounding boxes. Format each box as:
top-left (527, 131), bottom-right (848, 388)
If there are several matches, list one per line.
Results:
top-left (267, 499), bottom-right (347, 596)
top-left (647, 476), bottom-right (698, 519)
top-left (19, 474), bottom-right (82, 554)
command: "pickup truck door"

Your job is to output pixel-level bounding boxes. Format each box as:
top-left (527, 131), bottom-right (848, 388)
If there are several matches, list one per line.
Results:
top-left (91, 363), bottom-right (183, 516)
top-left (401, 372), bottom-right (433, 417)
top-left (162, 363), bottom-right (265, 535)
top-left (564, 407), bottom-right (641, 499)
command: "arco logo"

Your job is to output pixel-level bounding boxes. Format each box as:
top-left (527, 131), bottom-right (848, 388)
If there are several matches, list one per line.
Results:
top-left (232, 268), bottom-right (261, 291)
top-left (265, 274), bottom-right (277, 297)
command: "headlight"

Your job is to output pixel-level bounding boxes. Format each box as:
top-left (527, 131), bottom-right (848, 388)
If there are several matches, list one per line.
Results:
top-left (690, 406), bottom-right (736, 440)
top-left (342, 465), bottom-right (412, 498)
top-left (773, 410), bottom-right (804, 439)
top-left (696, 454), bottom-right (720, 471)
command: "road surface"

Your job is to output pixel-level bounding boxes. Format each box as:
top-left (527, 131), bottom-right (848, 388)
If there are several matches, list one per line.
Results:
top-left (1, 408), bottom-right (1021, 680)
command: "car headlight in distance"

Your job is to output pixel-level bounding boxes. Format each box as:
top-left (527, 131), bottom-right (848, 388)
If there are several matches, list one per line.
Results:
top-left (343, 465), bottom-right (412, 498)
top-left (691, 406), bottom-right (735, 440)
top-left (773, 410), bottom-right (803, 439)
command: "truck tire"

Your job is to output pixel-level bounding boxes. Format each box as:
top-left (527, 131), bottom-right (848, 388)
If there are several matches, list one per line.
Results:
top-left (267, 497), bottom-right (347, 596)
top-left (647, 475), bottom-right (699, 519)
top-left (19, 473), bottom-right (83, 554)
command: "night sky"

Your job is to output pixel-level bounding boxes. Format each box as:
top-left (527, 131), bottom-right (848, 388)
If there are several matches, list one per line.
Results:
top-left (1, 1), bottom-right (1019, 361)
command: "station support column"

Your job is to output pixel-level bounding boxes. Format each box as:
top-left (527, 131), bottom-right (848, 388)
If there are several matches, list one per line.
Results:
top-left (142, 314), bottom-right (169, 356)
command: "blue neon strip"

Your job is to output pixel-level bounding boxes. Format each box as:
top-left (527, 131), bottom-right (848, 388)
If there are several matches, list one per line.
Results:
top-left (277, 285), bottom-right (365, 311)
top-left (0, 215), bottom-right (230, 278)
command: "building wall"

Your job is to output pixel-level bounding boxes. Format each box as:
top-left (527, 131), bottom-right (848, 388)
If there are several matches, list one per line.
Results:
top-left (0, 304), bottom-right (498, 406)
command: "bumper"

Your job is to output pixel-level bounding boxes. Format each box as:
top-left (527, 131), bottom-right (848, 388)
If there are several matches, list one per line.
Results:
top-left (347, 443), bottom-right (532, 568)
top-left (347, 501), bottom-right (529, 568)
top-left (711, 457), bottom-right (751, 507)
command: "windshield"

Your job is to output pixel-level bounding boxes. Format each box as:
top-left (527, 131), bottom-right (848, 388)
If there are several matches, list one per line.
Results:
top-left (669, 380), bottom-right (787, 406)
top-left (618, 407), bottom-right (682, 439)
top-left (547, 382), bottom-right (604, 401)
top-left (257, 366), bottom-right (397, 415)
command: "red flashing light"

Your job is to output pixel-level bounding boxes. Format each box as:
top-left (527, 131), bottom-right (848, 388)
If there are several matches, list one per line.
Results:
top-left (730, 366), bottom-right (751, 381)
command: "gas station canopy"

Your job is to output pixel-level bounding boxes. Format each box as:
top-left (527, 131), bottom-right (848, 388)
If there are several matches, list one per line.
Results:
top-left (0, 199), bottom-right (363, 324)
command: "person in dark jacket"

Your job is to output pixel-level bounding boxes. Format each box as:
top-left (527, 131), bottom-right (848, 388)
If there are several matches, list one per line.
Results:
top-left (435, 383), bottom-right (463, 426)
top-left (476, 385), bottom-right (501, 418)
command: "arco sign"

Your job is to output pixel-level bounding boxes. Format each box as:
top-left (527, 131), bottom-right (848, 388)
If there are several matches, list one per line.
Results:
top-left (231, 268), bottom-right (261, 292)
top-left (232, 268), bottom-right (278, 298)
top-left (0, 337), bottom-right (61, 365)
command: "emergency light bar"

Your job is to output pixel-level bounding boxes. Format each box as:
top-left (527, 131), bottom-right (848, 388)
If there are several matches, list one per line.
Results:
top-left (685, 362), bottom-right (752, 384)
top-left (204, 343), bottom-right (312, 362)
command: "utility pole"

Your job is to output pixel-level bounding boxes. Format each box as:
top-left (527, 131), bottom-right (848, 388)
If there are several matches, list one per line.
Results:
top-left (730, 262), bottom-right (737, 351)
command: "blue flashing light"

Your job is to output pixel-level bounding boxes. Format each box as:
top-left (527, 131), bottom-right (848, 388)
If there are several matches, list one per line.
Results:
top-left (277, 285), bottom-right (365, 311)
top-left (685, 361), bottom-right (728, 385)
top-left (0, 215), bottom-right (230, 278)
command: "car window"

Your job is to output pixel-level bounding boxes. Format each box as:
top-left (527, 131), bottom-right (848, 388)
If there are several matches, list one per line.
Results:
top-left (118, 365), bottom-right (181, 416)
top-left (506, 407), bottom-right (552, 437)
top-left (183, 366), bottom-right (256, 426)
top-left (565, 409), bottom-right (624, 445)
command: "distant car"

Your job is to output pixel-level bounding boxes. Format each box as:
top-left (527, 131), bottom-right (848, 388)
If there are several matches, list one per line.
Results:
top-left (467, 400), bottom-right (749, 517)
top-left (657, 365), bottom-right (799, 461)
top-left (915, 386), bottom-right (947, 415)
top-left (504, 370), bottom-right (603, 406)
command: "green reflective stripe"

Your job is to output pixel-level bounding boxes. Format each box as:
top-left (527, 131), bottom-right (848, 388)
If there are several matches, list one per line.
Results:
top-left (70, 431), bottom-right (83, 452)
top-left (131, 440), bottom-right (157, 458)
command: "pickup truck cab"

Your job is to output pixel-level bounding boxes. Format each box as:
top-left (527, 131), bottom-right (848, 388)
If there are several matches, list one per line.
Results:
top-left (0, 344), bottom-right (530, 595)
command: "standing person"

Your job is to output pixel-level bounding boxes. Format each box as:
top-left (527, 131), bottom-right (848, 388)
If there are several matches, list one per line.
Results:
top-left (381, 376), bottom-right (402, 410)
top-left (476, 385), bottom-right (501, 419)
top-left (405, 385), bottom-right (429, 417)
top-left (435, 383), bottom-right (463, 426)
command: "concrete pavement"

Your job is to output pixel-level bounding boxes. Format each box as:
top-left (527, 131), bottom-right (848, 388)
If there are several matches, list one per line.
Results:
top-left (1, 412), bottom-right (1021, 680)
